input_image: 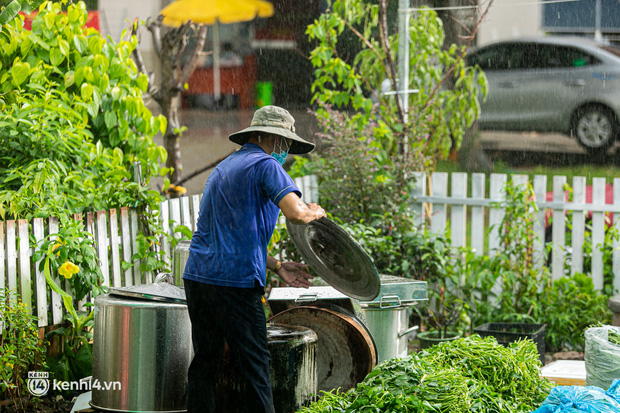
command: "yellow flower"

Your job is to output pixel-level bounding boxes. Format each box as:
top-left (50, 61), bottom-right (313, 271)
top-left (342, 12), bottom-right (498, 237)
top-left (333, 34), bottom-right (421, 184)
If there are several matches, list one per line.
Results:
top-left (165, 184), bottom-right (187, 195)
top-left (59, 261), bottom-right (80, 279)
top-left (52, 241), bottom-right (63, 255)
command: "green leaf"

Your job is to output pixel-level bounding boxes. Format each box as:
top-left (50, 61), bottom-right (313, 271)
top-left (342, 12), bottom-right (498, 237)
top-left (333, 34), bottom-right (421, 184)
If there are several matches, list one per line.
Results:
top-left (50, 47), bottom-right (63, 66)
top-left (28, 32), bottom-right (49, 50)
top-left (83, 66), bottom-right (94, 82)
top-left (173, 225), bottom-right (193, 240)
top-left (74, 66), bottom-right (84, 85)
top-left (110, 85), bottom-right (121, 100)
top-left (86, 99), bottom-right (99, 118)
top-left (80, 83), bottom-right (93, 100)
top-left (29, 68), bottom-right (46, 85)
top-left (10, 61), bottom-right (30, 86)
top-left (158, 115), bottom-right (167, 135)
top-left (92, 87), bottom-right (101, 108)
top-left (58, 38), bottom-right (70, 56)
top-left (104, 111), bottom-right (117, 129)
top-left (136, 72), bottom-right (148, 91)
top-left (0, 0), bottom-right (21, 26)
top-left (98, 73), bottom-right (109, 90)
top-left (64, 70), bottom-right (75, 88)
top-left (73, 35), bottom-right (87, 54)
top-left (67, 5), bottom-right (80, 22)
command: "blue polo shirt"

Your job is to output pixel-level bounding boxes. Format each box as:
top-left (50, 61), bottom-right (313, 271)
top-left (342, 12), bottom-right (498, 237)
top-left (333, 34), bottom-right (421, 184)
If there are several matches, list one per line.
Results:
top-left (182, 143), bottom-right (301, 288)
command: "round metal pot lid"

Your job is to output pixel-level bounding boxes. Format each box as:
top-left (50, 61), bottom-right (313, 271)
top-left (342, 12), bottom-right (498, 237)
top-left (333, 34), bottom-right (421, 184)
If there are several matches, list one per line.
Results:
top-left (268, 306), bottom-right (377, 392)
top-left (109, 273), bottom-right (186, 303)
top-left (286, 217), bottom-right (380, 301)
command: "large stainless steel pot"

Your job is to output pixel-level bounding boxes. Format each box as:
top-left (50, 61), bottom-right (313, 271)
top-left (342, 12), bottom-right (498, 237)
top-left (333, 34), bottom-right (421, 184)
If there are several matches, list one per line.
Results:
top-left (359, 275), bottom-right (427, 362)
top-left (91, 274), bottom-right (192, 412)
top-left (360, 304), bottom-right (418, 362)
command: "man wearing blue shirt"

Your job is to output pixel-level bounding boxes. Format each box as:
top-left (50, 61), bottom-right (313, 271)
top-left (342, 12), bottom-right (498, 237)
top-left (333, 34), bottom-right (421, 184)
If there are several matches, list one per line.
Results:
top-left (183, 105), bottom-right (326, 413)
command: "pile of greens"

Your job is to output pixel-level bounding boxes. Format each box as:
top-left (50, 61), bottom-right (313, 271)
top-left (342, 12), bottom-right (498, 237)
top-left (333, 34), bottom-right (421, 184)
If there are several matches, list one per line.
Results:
top-left (609, 329), bottom-right (620, 346)
top-left (299, 335), bottom-right (553, 413)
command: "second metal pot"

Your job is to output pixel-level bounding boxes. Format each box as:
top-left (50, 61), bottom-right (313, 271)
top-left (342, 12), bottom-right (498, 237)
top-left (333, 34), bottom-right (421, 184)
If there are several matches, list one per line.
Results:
top-left (360, 303), bottom-right (418, 363)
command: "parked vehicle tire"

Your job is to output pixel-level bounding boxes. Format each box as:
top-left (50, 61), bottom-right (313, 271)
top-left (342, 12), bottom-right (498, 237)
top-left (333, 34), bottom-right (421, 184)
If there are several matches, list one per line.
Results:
top-left (572, 106), bottom-right (617, 154)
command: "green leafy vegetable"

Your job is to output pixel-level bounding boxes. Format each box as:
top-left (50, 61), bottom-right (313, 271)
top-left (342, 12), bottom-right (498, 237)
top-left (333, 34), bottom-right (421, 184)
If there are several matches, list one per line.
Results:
top-left (299, 336), bottom-right (553, 413)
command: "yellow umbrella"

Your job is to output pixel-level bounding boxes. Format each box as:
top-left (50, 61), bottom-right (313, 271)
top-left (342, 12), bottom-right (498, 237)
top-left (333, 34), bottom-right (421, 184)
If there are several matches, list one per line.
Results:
top-left (161, 0), bottom-right (273, 26)
top-left (160, 0), bottom-right (274, 99)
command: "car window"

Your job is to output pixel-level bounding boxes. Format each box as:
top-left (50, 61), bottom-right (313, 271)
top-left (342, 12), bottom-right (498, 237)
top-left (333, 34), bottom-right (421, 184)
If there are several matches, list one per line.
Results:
top-left (526, 44), bottom-right (600, 69)
top-left (468, 43), bottom-right (529, 71)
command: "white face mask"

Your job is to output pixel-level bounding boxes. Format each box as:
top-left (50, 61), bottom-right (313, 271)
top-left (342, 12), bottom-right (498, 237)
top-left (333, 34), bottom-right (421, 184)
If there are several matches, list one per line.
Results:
top-left (271, 137), bottom-right (290, 165)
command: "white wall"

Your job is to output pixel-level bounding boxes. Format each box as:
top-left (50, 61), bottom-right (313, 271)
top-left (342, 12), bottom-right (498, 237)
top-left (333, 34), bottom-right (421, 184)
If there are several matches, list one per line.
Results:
top-left (477, 0), bottom-right (544, 46)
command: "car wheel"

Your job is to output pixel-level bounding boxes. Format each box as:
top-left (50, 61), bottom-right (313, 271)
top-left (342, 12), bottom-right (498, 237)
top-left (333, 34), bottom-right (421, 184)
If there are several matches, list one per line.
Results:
top-left (572, 107), bottom-right (617, 154)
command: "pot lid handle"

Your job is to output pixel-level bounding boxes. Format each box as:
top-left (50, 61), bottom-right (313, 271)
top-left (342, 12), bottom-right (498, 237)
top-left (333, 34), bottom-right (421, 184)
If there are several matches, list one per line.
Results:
top-left (154, 273), bottom-right (174, 284)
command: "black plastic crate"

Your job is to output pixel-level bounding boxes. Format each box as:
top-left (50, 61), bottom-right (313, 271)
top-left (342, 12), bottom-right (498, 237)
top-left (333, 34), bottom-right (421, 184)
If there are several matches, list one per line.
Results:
top-left (474, 323), bottom-right (546, 364)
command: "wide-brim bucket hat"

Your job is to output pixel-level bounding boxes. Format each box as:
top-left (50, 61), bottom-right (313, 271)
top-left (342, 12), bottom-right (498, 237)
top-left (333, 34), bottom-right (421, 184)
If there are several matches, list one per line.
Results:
top-left (229, 105), bottom-right (315, 154)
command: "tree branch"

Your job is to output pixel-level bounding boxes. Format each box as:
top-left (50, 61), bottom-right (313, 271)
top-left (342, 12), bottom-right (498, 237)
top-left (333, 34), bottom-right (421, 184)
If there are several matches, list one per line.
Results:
top-left (147, 15), bottom-right (163, 59)
top-left (130, 18), bottom-right (160, 102)
top-left (420, 0), bottom-right (494, 117)
top-left (344, 21), bottom-right (389, 76)
top-left (176, 25), bottom-right (208, 91)
top-left (172, 20), bottom-right (194, 64)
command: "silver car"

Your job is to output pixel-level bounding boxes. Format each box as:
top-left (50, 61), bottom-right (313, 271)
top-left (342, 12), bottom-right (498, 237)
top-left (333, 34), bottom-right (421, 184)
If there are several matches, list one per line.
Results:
top-left (468, 36), bottom-right (620, 154)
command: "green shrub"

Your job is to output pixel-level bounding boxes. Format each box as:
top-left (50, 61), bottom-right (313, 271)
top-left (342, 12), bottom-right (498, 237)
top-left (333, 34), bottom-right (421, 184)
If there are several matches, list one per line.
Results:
top-left (0, 290), bottom-right (46, 412)
top-left (0, 1), bottom-right (167, 222)
top-left (1, 1), bottom-right (172, 291)
top-left (541, 273), bottom-right (611, 352)
top-left (292, 107), bottom-right (418, 232)
top-left (0, 2), bottom-right (173, 384)
top-left (453, 180), bottom-right (612, 352)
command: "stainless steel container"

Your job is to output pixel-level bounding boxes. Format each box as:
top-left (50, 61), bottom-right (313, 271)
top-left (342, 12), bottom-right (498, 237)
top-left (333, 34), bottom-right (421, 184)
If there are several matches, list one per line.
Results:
top-left (172, 240), bottom-right (191, 286)
top-left (91, 275), bottom-right (191, 412)
top-left (360, 275), bottom-right (428, 363)
top-left (268, 285), bottom-right (365, 320)
top-left (360, 304), bottom-right (418, 362)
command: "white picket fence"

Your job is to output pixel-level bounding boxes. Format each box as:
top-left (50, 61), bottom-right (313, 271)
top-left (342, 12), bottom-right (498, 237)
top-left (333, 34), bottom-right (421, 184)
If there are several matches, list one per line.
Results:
top-left (0, 176), bottom-right (319, 330)
top-left (410, 172), bottom-right (620, 294)
top-left (2, 172), bottom-right (618, 330)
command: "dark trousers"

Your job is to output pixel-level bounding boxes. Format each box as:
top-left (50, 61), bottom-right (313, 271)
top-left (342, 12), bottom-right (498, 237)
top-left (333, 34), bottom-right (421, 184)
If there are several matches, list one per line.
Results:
top-left (184, 279), bottom-right (275, 413)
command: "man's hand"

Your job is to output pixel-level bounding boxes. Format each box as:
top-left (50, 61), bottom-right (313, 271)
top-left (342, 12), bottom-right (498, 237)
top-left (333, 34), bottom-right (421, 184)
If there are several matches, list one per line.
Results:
top-left (305, 202), bottom-right (326, 220)
top-left (279, 193), bottom-right (326, 224)
top-left (277, 261), bottom-right (314, 288)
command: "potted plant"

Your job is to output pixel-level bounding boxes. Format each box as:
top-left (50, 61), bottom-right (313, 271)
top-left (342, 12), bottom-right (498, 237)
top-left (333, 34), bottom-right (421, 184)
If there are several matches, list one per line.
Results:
top-left (401, 234), bottom-right (465, 349)
top-left (416, 283), bottom-right (464, 349)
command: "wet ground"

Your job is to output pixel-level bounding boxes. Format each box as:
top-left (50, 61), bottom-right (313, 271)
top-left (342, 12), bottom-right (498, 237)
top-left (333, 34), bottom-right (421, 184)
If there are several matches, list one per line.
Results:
top-left (156, 108), bottom-right (620, 197)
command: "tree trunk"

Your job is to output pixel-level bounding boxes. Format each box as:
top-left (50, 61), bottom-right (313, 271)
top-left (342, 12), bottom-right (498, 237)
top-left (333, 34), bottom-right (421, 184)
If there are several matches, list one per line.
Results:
top-left (134, 18), bottom-right (207, 195)
top-left (161, 93), bottom-right (183, 183)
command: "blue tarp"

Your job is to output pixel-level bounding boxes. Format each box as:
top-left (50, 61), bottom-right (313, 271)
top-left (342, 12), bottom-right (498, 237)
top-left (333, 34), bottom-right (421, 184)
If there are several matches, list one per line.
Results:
top-left (533, 379), bottom-right (620, 413)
